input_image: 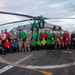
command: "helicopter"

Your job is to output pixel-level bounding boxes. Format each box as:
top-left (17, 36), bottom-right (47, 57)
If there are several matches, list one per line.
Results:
top-left (0, 11), bottom-right (75, 32)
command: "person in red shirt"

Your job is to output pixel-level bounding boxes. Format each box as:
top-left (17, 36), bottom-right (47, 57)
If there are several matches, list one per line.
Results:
top-left (64, 30), bottom-right (70, 40)
top-left (41, 31), bottom-right (46, 39)
top-left (4, 39), bottom-right (11, 53)
top-left (65, 38), bottom-right (70, 50)
top-left (4, 29), bottom-right (9, 40)
top-left (59, 37), bottom-right (64, 49)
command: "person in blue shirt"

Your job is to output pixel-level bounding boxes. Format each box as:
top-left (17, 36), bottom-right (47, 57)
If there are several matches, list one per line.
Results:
top-left (11, 39), bottom-right (18, 53)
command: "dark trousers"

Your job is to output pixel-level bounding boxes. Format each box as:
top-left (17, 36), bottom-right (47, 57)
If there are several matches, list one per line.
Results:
top-left (73, 43), bottom-right (75, 49)
top-left (0, 49), bottom-right (3, 54)
top-left (30, 45), bottom-right (36, 51)
top-left (72, 42), bottom-right (75, 49)
top-left (11, 46), bottom-right (18, 53)
top-left (41, 45), bottom-right (46, 50)
top-left (4, 47), bottom-right (11, 54)
top-left (65, 44), bottom-right (70, 49)
top-left (40, 22), bottom-right (44, 28)
top-left (0, 49), bottom-right (2, 54)
top-left (0, 48), bottom-right (7, 55)
top-left (46, 45), bottom-right (50, 50)
top-left (0, 49), bottom-right (6, 55)
top-left (60, 44), bottom-right (64, 49)
top-left (36, 45), bottom-right (41, 50)
top-left (38, 22), bottom-right (40, 28)
top-left (2, 40), bottom-right (5, 44)
top-left (50, 44), bottom-right (55, 49)
top-left (22, 38), bottom-right (26, 42)
top-left (55, 44), bottom-right (60, 49)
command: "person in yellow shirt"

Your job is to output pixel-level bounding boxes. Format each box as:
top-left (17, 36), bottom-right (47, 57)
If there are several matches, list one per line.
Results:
top-left (41, 38), bottom-right (46, 50)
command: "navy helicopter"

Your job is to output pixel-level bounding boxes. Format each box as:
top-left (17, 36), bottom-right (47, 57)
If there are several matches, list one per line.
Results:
top-left (0, 11), bottom-right (75, 32)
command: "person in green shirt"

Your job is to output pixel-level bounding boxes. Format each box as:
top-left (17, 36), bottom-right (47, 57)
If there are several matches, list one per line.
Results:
top-left (19, 29), bottom-right (26, 41)
top-left (46, 38), bottom-right (50, 50)
top-left (37, 32), bottom-right (41, 39)
top-left (32, 20), bottom-right (37, 27)
top-left (31, 32), bottom-right (37, 39)
top-left (36, 39), bottom-right (41, 50)
top-left (50, 38), bottom-right (55, 49)
top-left (39, 15), bottom-right (45, 28)
top-left (46, 31), bottom-right (53, 39)
top-left (32, 20), bottom-right (38, 33)
top-left (30, 38), bottom-right (36, 51)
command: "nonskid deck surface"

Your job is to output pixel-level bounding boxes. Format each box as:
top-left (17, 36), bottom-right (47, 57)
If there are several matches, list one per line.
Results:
top-left (0, 49), bottom-right (75, 75)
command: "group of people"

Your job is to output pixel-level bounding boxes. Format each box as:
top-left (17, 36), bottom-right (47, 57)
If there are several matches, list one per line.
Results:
top-left (0, 27), bottom-right (75, 55)
top-left (31, 15), bottom-right (45, 32)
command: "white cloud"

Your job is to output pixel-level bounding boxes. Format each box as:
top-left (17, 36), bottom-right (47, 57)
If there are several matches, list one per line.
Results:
top-left (59, 19), bottom-right (75, 25)
top-left (0, 0), bottom-right (75, 31)
top-left (0, 14), bottom-right (21, 24)
top-left (0, 0), bottom-right (6, 9)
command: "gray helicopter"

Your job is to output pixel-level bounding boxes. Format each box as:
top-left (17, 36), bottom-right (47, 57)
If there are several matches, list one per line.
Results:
top-left (0, 11), bottom-right (74, 33)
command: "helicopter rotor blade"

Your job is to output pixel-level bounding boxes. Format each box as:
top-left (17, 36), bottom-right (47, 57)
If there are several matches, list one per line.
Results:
top-left (0, 17), bottom-right (75, 26)
top-left (0, 19), bottom-right (34, 26)
top-left (47, 18), bottom-right (75, 19)
top-left (0, 17), bottom-right (50, 26)
top-left (0, 11), bottom-right (75, 19)
top-left (1, 11), bottom-right (75, 19)
top-left (0, 11), bottom-right (35, 18)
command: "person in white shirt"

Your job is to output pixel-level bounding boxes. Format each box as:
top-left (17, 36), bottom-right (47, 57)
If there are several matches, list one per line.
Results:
top-left (0, 30), bottom-right (6, 43)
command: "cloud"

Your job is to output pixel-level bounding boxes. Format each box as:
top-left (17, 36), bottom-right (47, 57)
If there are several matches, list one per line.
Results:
top-left (0, 0), bottom-right (75, 31)
top-left (1, 0), bottom-right (75, 17)
top-left (0, 0), bottom-right (6, 9)
top-left (63, 2), bottom-right (75, 11)
top-left (0, 14), bottom-right (22, 24)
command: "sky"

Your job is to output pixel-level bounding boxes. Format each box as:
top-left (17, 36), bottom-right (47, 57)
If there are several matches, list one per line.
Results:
top-left (0, 0), bottom-right (75, 32)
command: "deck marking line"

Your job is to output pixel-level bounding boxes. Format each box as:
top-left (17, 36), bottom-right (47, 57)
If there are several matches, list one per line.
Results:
top-left (0, 54), bottom-right (33, 74)
top-left (0, 65), bottom-right (13, 74)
